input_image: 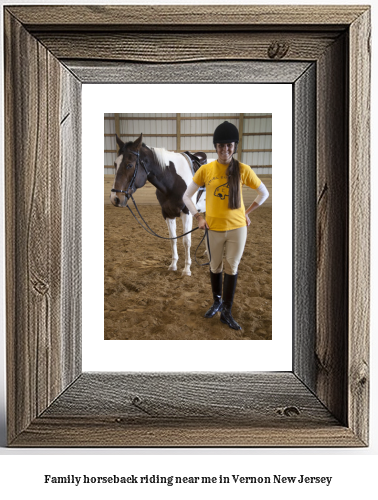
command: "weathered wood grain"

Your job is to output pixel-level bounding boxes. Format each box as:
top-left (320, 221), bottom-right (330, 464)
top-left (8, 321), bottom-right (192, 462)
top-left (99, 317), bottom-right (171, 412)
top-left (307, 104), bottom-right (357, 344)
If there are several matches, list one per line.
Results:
top-left (316, 33), bottom-right (349, 426)
top-left (7, 5), bottom-right (367, 29)
top-left (293, 64), bottom-right (316, 390)
top-left (66, 60), bottom-right (311, 84)
top-left (39, 373), bottom-right (336, 421)
top-left (36, 32), bottom-right (339, 63)
top-left (348, 8), bottom-right (371, 445)
top-left (12, 373), bottom-right (363, 447)
top-left (12, 411), bottom-right (365, 447)
top-left (4, 5), bottom-right (370, 448)
top-left (12, 421), bottom-right (364, 448)
top-left (60, 65), bottom-right (82, 389)
top-left (5, 12), bottom-right (63, 442)
top-left (4, 11), bottom-right (81, 444)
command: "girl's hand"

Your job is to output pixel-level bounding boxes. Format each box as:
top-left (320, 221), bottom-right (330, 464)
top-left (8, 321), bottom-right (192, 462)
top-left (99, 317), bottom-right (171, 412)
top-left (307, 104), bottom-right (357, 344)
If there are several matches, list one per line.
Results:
top-left (245, 213), bottom-right (251, 226)
top-left (197, 216), bottom-right (209, 230)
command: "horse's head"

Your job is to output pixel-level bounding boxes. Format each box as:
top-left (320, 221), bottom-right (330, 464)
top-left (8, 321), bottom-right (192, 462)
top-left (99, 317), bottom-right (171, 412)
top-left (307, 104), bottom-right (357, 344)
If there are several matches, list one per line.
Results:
top-left (110, 133), bottom-right (149, 207)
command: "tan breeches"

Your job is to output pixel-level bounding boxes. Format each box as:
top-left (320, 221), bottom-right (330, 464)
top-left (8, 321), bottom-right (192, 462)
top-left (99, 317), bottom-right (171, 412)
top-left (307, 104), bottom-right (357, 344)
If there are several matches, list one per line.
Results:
top-left (206, 226), bottom-right (247, 275)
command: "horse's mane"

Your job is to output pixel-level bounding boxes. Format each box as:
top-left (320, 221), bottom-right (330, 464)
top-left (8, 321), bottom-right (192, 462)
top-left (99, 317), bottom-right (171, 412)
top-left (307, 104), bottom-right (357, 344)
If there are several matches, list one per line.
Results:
top-left (123, 141), bottom-right (171, 170)
top-left (151, 147), bottom-right (171, 170)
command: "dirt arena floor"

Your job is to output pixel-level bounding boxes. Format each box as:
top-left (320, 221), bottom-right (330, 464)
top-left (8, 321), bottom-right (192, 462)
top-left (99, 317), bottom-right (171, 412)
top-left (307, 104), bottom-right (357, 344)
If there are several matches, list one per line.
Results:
top-left (105, 204), bottom-right (272, 340)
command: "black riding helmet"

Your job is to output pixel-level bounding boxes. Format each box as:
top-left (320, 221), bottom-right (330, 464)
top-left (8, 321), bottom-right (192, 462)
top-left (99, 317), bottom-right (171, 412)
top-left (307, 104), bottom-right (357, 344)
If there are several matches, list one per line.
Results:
top-left (213, 121), bottom-right (239, 146)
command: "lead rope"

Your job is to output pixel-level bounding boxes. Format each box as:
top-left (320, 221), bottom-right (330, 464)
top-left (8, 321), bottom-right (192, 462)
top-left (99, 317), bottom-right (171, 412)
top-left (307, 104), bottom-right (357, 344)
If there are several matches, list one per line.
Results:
top-left (125, 194), bottom-right (211, 267)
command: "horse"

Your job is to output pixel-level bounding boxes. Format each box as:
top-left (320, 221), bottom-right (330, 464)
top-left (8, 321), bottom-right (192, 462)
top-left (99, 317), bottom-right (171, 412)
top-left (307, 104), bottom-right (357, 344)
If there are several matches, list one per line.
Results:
top-left (110, 133), bottom-right (206, 276)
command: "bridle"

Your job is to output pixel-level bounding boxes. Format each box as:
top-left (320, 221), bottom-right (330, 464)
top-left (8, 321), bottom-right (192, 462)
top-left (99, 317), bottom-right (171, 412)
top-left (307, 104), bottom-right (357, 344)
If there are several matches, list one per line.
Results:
top-left (111, 150), bottom-right (150, 197)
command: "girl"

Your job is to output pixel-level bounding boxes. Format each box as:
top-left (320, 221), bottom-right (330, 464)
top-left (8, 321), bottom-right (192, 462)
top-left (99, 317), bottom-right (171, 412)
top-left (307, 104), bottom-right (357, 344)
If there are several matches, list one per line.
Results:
top-left (183, 121), bottom-right (269, 330)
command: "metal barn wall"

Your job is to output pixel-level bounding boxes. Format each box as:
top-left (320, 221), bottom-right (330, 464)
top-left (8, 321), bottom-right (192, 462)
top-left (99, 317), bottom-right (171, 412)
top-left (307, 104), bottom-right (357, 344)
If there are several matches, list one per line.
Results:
top-left (105, 113), bottom-right (272, 206)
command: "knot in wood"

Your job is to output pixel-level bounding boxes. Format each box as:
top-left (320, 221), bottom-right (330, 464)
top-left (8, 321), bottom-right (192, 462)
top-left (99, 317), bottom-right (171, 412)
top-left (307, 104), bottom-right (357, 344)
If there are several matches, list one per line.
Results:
top-left (360, 376), bottom-right (367, 386)
top-left (268, 42), bottom-right (289, 59)
top-left (277, 406), bottom-right (300, 417)
top-left (132, 396), bottom-right (142, 406)
top-left (131, 395), bottom-right (153, 416)
top-left (33, 280), bottom-right (49, 295)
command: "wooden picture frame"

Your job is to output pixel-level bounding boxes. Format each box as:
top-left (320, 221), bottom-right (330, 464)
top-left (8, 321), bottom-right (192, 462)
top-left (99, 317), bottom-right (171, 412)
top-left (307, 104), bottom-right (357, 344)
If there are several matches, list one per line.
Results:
top-left (4, 5), bottom-right (370, 447)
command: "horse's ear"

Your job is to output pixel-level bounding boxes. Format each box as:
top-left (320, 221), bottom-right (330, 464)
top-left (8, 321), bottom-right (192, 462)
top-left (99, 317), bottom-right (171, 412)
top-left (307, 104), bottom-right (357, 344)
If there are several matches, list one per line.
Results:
top-left (116, 134), bottom-right (124, 151)
top-left (133, 133), bottom-right (143, 151)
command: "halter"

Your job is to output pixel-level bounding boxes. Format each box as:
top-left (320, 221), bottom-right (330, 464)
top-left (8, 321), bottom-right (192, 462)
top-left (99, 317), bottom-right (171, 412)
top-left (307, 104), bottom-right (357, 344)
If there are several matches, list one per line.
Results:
top-left (111, 150), bottom-right (150, 197)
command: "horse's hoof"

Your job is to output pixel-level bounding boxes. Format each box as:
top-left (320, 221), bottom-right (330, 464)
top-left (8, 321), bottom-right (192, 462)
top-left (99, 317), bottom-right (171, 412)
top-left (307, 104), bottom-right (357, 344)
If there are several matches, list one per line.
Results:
top-left (181, 270), bottom-right (191, 277)
top-left (168, 263), bottom-right (177, 271)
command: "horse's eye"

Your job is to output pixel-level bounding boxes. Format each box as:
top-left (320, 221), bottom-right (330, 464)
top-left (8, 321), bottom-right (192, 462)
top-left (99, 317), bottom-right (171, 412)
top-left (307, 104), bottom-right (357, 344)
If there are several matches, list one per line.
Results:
top-left (126, 164), bottom-right (133, 170)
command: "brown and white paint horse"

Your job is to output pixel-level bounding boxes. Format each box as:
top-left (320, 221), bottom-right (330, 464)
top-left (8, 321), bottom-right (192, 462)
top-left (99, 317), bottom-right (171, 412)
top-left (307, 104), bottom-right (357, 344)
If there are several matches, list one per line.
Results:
top-left (110, 133), bottom-right (206, 276)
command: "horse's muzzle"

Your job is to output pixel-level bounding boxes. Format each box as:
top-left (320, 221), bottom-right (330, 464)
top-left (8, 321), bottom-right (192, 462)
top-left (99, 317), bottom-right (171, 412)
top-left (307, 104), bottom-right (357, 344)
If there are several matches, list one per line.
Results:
top-left (110, 191), bottom-right (128, 208)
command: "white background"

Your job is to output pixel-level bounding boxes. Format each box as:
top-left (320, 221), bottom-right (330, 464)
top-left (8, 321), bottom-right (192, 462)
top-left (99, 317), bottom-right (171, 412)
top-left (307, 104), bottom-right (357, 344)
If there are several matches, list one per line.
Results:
top-left (83, 84), bottom-right (292, 372)
top-left (0, 0), bottom-right (377, 498)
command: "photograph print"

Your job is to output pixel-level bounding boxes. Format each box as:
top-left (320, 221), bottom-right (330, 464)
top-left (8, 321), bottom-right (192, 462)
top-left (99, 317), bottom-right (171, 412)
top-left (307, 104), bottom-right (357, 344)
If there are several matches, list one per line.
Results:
top-left (104, 113), bottom-right (272, 340)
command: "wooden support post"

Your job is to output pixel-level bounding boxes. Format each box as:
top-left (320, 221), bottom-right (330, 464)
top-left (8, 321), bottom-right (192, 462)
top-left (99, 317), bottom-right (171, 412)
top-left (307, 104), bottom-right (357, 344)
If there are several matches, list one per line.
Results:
top-left (114, 113), bottom-right (121, 153)
top-left (176, 113), bottom-right (181, 152)
top-left (237, 113), bottom-right (244, 161)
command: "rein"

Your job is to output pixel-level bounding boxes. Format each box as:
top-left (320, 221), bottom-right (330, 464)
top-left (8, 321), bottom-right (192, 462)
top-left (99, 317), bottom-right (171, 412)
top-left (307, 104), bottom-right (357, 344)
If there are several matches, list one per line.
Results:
top-left (126, 194), bottom-right (211, 267)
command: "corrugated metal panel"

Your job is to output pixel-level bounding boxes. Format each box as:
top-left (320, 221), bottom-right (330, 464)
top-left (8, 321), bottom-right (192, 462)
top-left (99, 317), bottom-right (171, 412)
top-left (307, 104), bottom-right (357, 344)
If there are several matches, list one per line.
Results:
top-left (104, 113), bottom-right (272, 172)
top-left (243, 174), bottom-right (272, 207)
top-left (104, 152), bottom-right (115, 167)
top-left (118, 117), bottom-right (177, 151)
top-left (104, 119), bottom-right (115, 134)
top-left (104, 136), bottom-right (115, 151)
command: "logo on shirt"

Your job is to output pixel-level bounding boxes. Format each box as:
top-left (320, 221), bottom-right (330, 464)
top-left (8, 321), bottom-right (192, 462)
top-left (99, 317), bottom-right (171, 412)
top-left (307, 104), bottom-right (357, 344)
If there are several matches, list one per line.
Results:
top-left (214, 182), bottom-right (229, 200)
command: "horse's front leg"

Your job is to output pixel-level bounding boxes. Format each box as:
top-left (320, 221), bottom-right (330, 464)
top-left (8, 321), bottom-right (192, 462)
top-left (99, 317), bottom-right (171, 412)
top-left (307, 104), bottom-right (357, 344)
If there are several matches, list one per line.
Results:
top-left (180, 212), bottom-right (193, 277)
top-left (165, 217), bottom-right (178, 271)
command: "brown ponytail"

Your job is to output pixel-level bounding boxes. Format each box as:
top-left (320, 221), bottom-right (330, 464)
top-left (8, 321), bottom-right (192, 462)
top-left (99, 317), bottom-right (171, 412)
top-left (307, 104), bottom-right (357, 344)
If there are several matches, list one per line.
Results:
top-left (227, 157), bottom-right (241, 209)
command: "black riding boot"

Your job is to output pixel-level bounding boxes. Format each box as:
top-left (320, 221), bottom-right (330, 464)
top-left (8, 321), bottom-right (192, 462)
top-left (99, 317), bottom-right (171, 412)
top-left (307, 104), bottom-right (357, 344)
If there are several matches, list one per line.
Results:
top-left (220, 273), bottom-right (241, 330)
top-left (204, 271), bottom-right (223, 318)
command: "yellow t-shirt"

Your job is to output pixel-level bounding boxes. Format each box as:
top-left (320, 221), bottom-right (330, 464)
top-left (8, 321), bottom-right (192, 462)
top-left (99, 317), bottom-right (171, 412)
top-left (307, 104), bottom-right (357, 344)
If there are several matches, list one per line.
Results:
top-left (193, 160), bottom-right (262, 231)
